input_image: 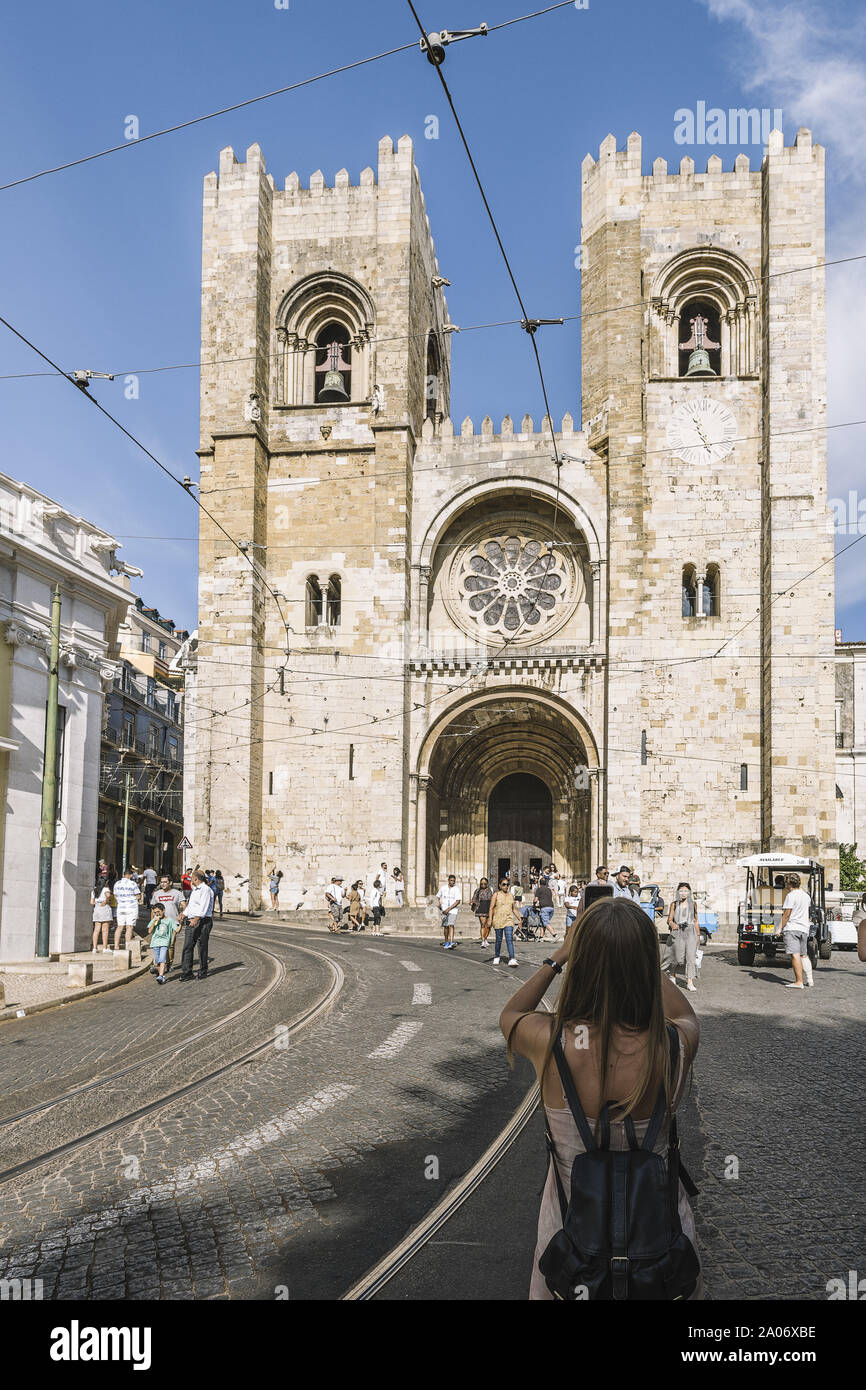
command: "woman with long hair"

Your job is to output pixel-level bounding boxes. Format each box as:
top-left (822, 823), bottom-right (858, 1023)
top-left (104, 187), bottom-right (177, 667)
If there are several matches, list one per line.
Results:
top-left (470, 877), bottom-right (493, 948)
top-left (488, 876), bottom-right (523, 967)
top-left (664, 881), bottom-right (700, 991)
top-left (500, 896), bottom-right (701, 1300)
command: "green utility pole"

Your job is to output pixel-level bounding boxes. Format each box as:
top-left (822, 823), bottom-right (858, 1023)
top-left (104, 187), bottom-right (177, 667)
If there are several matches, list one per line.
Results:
top-left (36, 584), bottom-right (62, 959)
top-left (122, 770), bottom-right (131, 872)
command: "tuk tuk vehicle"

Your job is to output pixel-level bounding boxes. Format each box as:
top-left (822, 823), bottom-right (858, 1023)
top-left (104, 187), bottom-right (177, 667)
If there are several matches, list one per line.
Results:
top-left (736, 854), bottom-right (831, 967)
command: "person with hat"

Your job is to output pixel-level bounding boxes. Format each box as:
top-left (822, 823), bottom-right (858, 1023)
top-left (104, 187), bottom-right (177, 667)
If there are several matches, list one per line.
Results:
top-left (325, 877), bottom-right (345, 932)
top-left (612, 865), bottom-right (638, 900)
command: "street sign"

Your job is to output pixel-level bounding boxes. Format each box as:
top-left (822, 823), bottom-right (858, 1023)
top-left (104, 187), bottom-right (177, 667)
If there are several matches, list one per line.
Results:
top-left (179, 836), bottom-right (193, 850)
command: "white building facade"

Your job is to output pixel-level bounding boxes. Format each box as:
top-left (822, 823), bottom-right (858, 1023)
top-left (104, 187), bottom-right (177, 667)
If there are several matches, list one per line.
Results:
top-left (0, 474), bottom-right (131, 961)
top-left (835, 640), bottom-right (866, 858)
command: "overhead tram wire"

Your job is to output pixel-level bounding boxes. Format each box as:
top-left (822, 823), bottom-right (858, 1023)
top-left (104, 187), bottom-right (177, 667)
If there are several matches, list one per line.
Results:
top-left (193, 2), bottom-right (579, 746)
top-left (0, 311), bottom-right (292, 722)
top-left (0, 3), bottom-right (576, 194)
top-left (1, 253), bottom-right (862, 383)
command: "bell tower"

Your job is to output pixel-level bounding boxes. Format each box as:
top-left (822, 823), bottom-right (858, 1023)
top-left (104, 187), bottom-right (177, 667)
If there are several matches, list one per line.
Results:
top-left (194, 136), bottom-right (450, 909)
top-left (581, 129), bottom-right (836, 904)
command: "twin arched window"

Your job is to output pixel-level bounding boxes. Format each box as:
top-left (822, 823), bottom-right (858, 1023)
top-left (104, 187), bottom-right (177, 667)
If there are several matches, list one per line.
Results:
top-left (682, 563), bottom-right (720, 618)
top-left (305, 575), bottom-right (342, 628)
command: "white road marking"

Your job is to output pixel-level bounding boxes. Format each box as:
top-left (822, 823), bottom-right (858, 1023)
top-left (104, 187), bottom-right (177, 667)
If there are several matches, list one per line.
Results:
top-left (413, 983), bottom-right (432, 1005)
top-left (367, 1020), bottom-right (424, 1059)
top-left (364, 948), bottom-right (393, 957)
top-left (42, 1085), bottom-right (355, 1246)
top-left (400, 960), bottom-right (422, 972)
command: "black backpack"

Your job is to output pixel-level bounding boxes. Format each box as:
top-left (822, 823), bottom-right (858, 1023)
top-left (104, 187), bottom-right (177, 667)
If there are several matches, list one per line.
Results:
top-left (539, 1023), bottom-right (700, 1301)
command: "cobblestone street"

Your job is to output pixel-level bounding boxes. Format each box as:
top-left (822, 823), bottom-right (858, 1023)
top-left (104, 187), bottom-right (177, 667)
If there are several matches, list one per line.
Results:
top-left (0, 920), bottom-right (862, 1301)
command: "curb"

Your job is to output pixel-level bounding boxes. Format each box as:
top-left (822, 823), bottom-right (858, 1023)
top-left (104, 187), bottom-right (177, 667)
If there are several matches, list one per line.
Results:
top-left (0, 959), bottom-right (153, 1025)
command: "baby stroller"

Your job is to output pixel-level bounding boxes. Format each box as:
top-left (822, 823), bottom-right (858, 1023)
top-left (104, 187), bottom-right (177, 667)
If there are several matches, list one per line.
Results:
top-left (516, 907), bottom-right (542, 942)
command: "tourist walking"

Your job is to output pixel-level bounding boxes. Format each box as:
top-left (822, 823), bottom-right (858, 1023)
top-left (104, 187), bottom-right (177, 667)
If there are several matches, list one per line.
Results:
top-left (853, 891), bottom-right (866, 963)
top-left (370, 877), bottom-right (385, 935)
top-left (147, 904), bottom-right (180, 984)
top-left (90, 880), bottom-right (113, 952)
top-left (348, 881), bottom-right (364, 930)
top-left (663, 882), bottom-right (700, 991)
top-left (563, 883), bottom-right (582, 931)
top-left (269, 868), bottom-right (283, 910)
top-left (112, 867), bottom-right (142, 949)
top-left (212, 869), bottom-right (225, 917)
top-left (500, 897), bottom-right (701, 1301)
top-left (325, 878), bottom-right (345, 932)
top-left (142, 865), bottom-right (157, 907)
top-left (437, 875), bottom-right (461, 950)
top-left (175, 871), bottom-right (215, 981)
top-left (471, 878), bottom-right (494, 948)
top-left (534, 876), bottom-right (557, 941)
top-left (391, 867), bottom-right (405, 907)
top-left (779, 872), bottom-right (814, 989)
top-left (150, 874), bottom-right (185, 973)
top-left (488, 878), bottom-right (522, 966)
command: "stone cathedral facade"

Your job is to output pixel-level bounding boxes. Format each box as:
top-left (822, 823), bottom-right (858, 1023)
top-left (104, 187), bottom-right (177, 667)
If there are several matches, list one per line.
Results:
top-left (186, 127), bottom-right (838, 914)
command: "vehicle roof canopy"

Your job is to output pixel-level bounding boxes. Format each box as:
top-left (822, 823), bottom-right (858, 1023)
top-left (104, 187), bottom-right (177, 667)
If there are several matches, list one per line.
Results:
top-left (736, 854), bottom-right (822, 870)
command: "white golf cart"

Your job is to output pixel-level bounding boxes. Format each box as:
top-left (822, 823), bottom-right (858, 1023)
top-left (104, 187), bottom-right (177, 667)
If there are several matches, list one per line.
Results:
top-left (736, 853), bottom-right (831, 968)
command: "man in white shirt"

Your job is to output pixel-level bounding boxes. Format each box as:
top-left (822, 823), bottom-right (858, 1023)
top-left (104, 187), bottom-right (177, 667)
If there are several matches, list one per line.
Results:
top-left (779, 873), bottom-right (814, 989)
top-left (176, 871), bottom-right (215, 981)
top-left (113, 867), bottom-right (142, 949)
top-left (437, 875), bottom-right (461, 951)
top-left (325, 878), bottom-right (345, 932)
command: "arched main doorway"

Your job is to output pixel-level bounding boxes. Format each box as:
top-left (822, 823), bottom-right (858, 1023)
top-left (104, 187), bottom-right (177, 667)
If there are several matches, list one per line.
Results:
top-left (488, 773), bottom-right (552, 885)
top-left (415, 689), bottom-right (599, 898)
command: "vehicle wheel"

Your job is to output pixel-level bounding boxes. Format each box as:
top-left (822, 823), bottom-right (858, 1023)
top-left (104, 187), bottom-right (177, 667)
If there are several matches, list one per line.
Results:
top-left (737, 944), bottom-right (755, 966)
top-left (819, 940), bottom-right (832, 961)
top-left (699, 929), bottom-right (708, 948)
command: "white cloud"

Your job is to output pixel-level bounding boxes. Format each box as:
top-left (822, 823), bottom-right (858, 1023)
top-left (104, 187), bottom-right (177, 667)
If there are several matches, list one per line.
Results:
top-left (702, 0), bottom-right (866, 632)
top-left (702, 0), bottom-right (866, 177)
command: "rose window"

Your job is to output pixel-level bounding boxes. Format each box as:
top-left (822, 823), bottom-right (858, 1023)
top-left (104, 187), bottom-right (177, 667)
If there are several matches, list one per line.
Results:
top-left (457, 535), bottom-right (568, 637)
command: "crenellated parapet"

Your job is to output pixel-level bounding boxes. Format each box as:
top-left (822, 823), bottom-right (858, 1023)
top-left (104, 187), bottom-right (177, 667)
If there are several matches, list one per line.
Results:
top-left (420, 411), bottom-right (582, 446)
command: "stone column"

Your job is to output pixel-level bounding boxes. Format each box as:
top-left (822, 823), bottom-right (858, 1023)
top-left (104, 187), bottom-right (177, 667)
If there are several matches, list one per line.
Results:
top-left (315, 574), bottom-right (328, 626)
top-left (414, 774), bottom-right (431, 903)
top-left (276, 327), bottom-right (288, 403)
top-left (417, 565), bottom-right (432, 647)
top-left (695, 571), bottom-right (706, 619)
top-left (721, 313), bottom-right (731, 378)
top-left (590, 560), bottom-right (602, 644)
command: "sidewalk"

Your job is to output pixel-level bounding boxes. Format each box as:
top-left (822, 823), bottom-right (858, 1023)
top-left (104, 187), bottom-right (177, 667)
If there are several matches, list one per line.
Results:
top-left (0, 950), bottom-right (152, 1023)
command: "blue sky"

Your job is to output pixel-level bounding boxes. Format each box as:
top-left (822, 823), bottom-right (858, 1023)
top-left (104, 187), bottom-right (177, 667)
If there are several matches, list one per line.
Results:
top-left (1, 0), bottom-right (864, 634)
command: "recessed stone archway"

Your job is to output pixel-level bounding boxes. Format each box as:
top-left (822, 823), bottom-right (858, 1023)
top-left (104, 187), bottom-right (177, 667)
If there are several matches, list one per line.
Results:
top-left (413, 687), bottom-right (600, 900)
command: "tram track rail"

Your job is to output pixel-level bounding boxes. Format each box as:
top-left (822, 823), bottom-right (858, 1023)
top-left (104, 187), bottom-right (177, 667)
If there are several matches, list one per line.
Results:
top-left (0, 937), bottom-right (343, 1187)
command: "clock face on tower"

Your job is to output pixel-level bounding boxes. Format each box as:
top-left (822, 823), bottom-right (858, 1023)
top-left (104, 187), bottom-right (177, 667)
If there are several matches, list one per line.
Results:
top-left (667, 397), bottom-right (738, 466)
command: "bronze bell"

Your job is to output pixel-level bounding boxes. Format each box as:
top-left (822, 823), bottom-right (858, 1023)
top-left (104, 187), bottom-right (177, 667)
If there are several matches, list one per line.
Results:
top-left (684, 348), bottom-right (716, 378)
top-left (318, 369), bottom-right (349, 401)
top-left (316, 339), bottom-right (351, 402)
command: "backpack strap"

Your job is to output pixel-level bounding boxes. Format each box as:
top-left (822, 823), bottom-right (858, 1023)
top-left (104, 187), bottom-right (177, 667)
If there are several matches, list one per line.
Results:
top-left (657, 1024), bottom-right (700, 1201)
top-left (641, 1023), bottom-right (680, 1153)
top-left (543, 1113), bottom-right (570, 1223)
top-left (550, 1034), bottom-right (598, 1152)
